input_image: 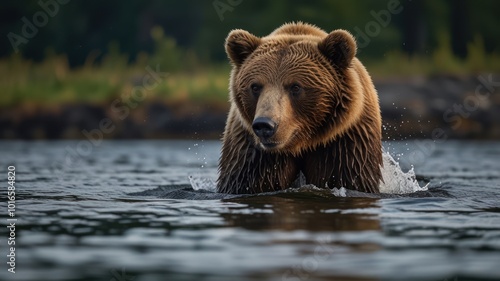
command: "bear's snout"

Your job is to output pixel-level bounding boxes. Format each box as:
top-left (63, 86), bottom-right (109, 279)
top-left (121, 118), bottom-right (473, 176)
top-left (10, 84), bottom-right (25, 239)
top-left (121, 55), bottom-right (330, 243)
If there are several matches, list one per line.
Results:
top-left (252, 117), bottom-right (276, 140)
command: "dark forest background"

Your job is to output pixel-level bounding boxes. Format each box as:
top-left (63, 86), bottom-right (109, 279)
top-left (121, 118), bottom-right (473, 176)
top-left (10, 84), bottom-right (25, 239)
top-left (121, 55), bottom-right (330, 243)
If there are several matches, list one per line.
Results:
top-left (2, 0), bottom-right (499, 66)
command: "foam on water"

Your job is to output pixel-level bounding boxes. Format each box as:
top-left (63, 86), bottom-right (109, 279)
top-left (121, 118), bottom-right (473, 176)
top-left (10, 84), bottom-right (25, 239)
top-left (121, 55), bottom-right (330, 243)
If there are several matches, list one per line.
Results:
top-left (188, 152), bottom-right (428, 195)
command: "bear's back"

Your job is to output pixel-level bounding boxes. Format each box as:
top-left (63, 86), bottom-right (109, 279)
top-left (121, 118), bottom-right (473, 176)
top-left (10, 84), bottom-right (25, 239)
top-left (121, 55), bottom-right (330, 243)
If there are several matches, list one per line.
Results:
top-left (270, 22), bottom-right (327, 37)
top-left (265, 22), bottom-right (328, 44)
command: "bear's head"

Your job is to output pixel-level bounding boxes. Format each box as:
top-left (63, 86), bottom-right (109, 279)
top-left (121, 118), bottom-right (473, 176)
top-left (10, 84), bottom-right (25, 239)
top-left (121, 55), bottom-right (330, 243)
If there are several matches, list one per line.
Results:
top-left (225, 23), bottom-right (365, 155)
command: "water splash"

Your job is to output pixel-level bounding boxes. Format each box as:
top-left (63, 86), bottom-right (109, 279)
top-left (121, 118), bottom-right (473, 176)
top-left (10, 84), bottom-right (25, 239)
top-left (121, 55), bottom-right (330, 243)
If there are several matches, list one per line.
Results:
top-left (189, 175), bottom-right (216, 192)
top-left (332, 187), bottom-right (347, 197)
top-left (379, 151), bottom-right (428, 194)
top-left (188, 152), bottom-right (428, 195)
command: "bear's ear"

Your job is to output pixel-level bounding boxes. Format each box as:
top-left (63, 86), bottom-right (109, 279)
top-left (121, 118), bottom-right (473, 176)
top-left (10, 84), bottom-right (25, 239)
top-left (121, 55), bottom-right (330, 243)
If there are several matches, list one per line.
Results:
top-left (225, 29), bottom-right (261, 66)
top-left (318, 29), bottom-right (357, 69)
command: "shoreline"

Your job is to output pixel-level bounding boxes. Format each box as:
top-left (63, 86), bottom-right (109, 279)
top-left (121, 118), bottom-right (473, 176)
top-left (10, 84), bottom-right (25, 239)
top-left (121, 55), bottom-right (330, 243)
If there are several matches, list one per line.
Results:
top-left (1, 74), bottom-right (499, 140)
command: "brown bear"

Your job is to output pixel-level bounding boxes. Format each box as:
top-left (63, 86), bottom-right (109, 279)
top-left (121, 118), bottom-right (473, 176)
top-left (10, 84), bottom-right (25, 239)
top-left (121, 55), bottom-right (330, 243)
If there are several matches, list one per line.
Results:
top-left (217, 22), bottom-right (383, 194)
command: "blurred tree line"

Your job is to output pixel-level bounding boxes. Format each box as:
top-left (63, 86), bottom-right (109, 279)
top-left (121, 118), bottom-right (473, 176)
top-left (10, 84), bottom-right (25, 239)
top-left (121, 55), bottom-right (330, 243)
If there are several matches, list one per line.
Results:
top-left (1, 0), bottom-right (499, 67)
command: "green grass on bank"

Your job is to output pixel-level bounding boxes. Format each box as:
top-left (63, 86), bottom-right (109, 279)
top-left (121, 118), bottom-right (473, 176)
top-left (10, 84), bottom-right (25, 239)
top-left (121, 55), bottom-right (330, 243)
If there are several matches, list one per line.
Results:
top-left (0, 52), bottom-right (232, 109)
top-left (0, 27), bottom-right (232, 109)
top-left (365, 33), bottom-right (500, 78)
top-left (1, 29), bottom-right (499, 108)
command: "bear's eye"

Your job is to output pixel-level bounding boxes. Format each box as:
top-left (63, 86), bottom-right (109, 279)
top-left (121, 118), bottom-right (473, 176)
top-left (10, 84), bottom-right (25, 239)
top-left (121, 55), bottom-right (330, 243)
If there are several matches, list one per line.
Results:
top-left (250, 83), bottom-right (262, 97)
top-left (289, 84), bottom-right (303, 97)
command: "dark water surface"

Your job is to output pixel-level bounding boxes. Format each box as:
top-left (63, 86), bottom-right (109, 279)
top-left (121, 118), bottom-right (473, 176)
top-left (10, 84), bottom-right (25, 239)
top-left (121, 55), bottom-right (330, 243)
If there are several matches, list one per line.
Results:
top-left (1, 140), bottom-right (499, 281)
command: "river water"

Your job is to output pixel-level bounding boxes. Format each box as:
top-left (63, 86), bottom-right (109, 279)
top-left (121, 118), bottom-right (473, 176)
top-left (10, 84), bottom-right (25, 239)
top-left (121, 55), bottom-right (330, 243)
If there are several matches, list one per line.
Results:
top-left (0, 140), bottom-right (499, 281)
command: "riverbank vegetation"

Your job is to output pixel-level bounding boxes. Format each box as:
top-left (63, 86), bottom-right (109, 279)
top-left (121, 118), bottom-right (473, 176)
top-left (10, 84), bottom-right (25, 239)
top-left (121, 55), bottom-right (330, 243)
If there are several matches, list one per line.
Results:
top-left (2, 27), bottom-right (499, 109)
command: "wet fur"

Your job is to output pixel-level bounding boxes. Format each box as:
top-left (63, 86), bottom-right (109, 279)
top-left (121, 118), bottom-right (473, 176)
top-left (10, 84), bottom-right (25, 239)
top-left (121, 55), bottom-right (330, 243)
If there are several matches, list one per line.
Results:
top-left (218, 22), bottom-right (382, 194)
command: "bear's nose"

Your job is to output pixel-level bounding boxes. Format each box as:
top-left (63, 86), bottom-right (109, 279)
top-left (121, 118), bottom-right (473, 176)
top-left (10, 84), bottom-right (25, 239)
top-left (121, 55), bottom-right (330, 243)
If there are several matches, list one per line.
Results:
top-left (252, 117), bottom-right (276, 139)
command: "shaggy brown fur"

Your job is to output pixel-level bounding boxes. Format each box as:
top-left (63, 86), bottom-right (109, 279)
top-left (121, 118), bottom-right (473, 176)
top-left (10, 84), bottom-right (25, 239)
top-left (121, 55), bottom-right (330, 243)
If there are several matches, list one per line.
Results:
top-left (217, 22), bottom-right (383, 194)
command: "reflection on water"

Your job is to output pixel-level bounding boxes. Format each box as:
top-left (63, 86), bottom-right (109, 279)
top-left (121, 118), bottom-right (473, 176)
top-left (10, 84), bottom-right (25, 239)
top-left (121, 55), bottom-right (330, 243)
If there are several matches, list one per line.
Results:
top-left (223, 195), bottom-right (380, 232)
top-left (0, 140), bottom-right (499, 281)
